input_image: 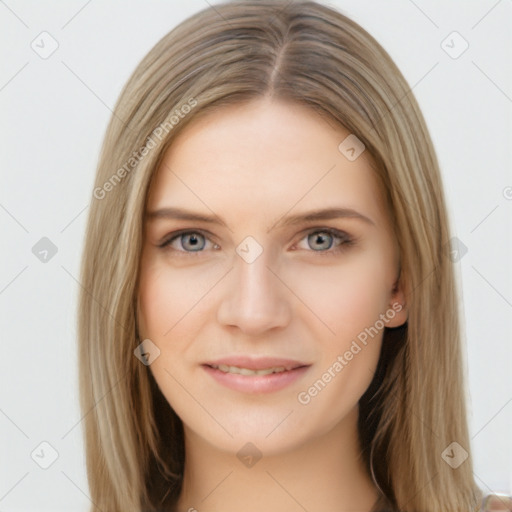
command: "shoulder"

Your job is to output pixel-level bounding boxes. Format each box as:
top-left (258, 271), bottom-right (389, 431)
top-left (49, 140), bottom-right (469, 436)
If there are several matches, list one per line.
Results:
top-left (481, 493), bottom-right (512, 511)
top-left (372, 492), bottom-right (512, 511)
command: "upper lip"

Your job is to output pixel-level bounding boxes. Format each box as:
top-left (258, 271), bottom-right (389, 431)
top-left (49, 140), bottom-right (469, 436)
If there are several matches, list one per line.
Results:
top-left (203, 356), bottom-right (309, 371)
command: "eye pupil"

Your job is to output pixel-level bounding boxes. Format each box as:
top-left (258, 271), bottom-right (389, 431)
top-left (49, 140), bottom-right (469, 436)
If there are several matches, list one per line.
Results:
top-left (182, 233), bottom-right (205, 251)
top-left (308, 232), bottom-right (333, 251)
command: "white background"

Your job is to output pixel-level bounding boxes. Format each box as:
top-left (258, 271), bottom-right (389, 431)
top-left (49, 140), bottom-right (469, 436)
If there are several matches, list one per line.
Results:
top-left (1, 1), bottom-right (511, 510)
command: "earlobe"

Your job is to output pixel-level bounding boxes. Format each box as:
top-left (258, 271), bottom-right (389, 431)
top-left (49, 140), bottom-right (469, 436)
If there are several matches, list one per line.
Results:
top-left (387, 273), bottom-right (408, 328)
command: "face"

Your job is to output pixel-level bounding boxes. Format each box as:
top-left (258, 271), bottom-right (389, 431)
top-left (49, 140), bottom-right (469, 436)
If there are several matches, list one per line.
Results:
top-left (137, 98), bottom-right (407, 456)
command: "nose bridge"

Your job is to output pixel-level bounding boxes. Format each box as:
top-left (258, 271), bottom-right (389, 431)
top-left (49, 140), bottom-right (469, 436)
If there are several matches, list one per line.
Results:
top-left (236, 253), bottom-right (275, 304)
top-left (216, 242), bottom-right (291, 333)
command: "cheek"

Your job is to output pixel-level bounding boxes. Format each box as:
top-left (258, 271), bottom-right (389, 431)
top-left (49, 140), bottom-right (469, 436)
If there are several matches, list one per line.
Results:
top-left (286, 252), bottom-right (392, 342)
top-left (138, 267), bottom-right (176, 340)
top-left (137, 262), bottom-right (209, 411)
top-left (292, 259), bottom-right (388, 431)
top-left (137, 258), bottom-right (220, 340)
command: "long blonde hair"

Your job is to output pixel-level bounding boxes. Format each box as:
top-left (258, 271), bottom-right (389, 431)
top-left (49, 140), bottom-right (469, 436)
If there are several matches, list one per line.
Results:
top-left (78, 1), bottom-right (481, 510)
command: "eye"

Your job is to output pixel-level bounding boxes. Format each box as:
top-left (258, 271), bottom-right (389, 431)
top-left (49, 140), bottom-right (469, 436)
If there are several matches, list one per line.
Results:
top-left (158, 230), bottom-right (218, 253)
top-left (158, 228), bottom-right (355, 256)
top-left (295, 228), bottom-right (355, 254)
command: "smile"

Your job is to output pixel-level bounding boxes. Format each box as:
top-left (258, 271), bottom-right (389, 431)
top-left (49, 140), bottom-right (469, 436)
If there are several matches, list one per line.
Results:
top-left (202, 362), bottom-right (310, 393)
top-left (209, 364), bottom-right (290, 376)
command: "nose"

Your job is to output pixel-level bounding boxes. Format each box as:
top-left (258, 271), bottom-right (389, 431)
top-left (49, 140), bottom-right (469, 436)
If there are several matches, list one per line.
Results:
top-left (216, 249), bottom-right (292, 336)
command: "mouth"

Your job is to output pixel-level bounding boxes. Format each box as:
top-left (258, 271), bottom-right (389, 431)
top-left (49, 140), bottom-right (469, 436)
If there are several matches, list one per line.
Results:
top-left (207, 363), bottom-right (298, 376)
top-left (202, 357), bottom-right (311, 393)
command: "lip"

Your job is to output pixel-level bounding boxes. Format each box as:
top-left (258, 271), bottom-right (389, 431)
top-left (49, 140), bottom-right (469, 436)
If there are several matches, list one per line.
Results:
top-left (204, 356), bottom-right (307, 371)
top-left (202, 356), bottom-right (311, 394)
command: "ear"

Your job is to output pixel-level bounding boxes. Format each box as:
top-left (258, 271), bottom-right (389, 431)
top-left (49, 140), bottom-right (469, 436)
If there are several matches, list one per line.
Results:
top-left (385, 270), bottom-right (408, 328)
top-left (134, 295), bottom-right (145, 341)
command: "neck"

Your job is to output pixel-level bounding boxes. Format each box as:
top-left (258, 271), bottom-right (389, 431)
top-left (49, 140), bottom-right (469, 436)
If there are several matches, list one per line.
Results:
top-left (175, 407), bottom-right (379, 512)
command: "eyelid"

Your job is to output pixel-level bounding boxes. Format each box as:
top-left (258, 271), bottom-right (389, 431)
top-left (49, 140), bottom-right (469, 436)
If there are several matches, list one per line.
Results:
top-left (292, 227), bottom-right (355, 253)
top-left (295, 226), bottom-right (352, 240)
top-left (157, 228), bottom-right (217, 250)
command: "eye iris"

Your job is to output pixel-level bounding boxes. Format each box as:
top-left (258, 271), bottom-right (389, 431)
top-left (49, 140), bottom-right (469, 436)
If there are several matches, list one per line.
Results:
top-left (182, 233), bottom-right (205, 251)
top-left (308, 232), bottom-right (333, 251)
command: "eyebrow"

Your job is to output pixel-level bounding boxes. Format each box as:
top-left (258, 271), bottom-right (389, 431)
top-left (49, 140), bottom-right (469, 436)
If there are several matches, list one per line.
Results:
top-left (146, 206), bottom-right (375, 231)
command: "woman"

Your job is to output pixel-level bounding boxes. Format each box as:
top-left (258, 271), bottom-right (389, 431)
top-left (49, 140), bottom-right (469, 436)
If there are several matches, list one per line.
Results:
top-left (78, 1), bottom-right (510, 511)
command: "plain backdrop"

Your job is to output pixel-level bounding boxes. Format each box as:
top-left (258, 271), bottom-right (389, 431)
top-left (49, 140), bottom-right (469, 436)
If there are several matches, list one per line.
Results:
top-left (1, 1), bottom-right (511, 510)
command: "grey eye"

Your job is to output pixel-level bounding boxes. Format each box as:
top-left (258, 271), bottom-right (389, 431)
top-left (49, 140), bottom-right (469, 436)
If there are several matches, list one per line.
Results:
top-left (307, 232), bottom-right (334, 251)
top-left (180, 233), bottom-right (206, 251)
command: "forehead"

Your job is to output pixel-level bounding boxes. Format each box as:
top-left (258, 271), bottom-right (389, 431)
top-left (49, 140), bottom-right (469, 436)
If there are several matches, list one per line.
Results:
top-left (147, 99), bottom-right (389, 230)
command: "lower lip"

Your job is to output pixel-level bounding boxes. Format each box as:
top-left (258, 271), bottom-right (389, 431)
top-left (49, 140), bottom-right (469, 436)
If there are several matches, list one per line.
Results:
top-left (202, 365), bottom-right (310, 393)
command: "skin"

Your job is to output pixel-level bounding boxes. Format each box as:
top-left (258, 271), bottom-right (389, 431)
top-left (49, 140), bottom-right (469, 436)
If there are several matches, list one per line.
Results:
top-left (137, 98), bottom-right (408, 512)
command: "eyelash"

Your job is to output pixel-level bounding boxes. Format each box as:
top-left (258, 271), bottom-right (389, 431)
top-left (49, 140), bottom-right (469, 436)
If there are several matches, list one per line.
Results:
top-left (157, 228), bottom-right (356, 257)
